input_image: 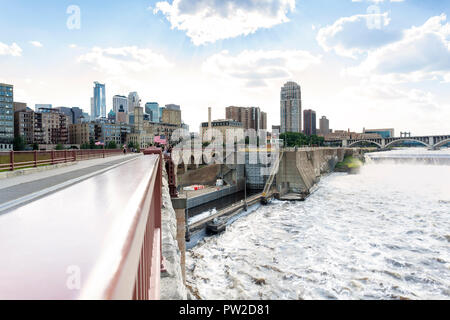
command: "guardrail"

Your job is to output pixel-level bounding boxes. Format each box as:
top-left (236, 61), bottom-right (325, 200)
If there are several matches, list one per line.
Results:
top-left (0, 150), bottom-right (163, 300)
top-left (0, 149), bottom-right (124, 171)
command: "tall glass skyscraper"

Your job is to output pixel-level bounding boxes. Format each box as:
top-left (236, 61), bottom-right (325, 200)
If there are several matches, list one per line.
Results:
top-left (113, 95), bottom-right (128, 114)
top-left (280, 81), bottom-right (302, 134)
top-left (0, 83), bottom-right (14, 150)
top-left (145, 102), bottom-right (161, 123)
top-left (128, 92), bottom-right (140, 114)
top-left (91, 82), bottom-right (106, 119)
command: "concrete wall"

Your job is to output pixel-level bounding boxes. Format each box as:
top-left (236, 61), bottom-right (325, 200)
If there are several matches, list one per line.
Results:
top-left (161, 170), bottom-right (188, 300)
top-left (277, 148), bottom-right (360, 194)
top-left (177, 164), bottom-right (222, 187)
top-left (186, 185), bottom-right (242, 209)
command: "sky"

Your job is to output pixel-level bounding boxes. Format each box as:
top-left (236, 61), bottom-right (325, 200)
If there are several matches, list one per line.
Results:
top-left (0, 0), bottom-right (449, 136)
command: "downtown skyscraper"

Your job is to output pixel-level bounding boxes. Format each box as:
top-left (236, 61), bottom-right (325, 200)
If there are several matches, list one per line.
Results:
top-left (226, 106), bottom-right (267, 131)
top-left (91, 82), bottom-right (106, 119)
top-left (113, 95), bottom-right (128, 114)
top-left (128, 92), bottom-right (140, 114)
top-left (145, 102), bottom-right (161, 123)
top-left (0, 83), bottom-right (14, 150)
top-left (319, 116), bottom-right (330, 135)
top-left (280, 81), bottom-right (302, 134)
top-left (303, 109), bottom-right (317, 136)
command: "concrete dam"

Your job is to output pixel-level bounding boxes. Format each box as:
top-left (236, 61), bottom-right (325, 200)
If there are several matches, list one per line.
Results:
top-left (162, 147), bottom-right (364, 299)
top-left (275, 147), bottom-right (361, 195)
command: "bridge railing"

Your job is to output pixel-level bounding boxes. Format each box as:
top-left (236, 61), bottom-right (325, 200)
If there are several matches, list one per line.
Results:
top-left (0, 151), bottom-right (163, 300)
top-left (0, 149), bottom-right (124, 171)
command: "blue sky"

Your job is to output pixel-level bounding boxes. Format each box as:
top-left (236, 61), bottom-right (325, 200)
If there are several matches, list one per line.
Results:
top-left (1, 0), bottom-right (449, 135)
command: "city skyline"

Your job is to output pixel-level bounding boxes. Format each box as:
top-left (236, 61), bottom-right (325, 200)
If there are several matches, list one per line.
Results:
top-left (0, 0), bottom-right (449, 135)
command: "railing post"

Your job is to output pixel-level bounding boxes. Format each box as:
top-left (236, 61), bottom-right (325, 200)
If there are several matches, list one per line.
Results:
top-left (10, 150), bottom-right (14, 171)
top-left (143, 147), bottom-right (164, 273)
top-left (73, 150), bottom-right (77, 162)
top-left (34, 150), bottom-right (38, 168)
top-left (103, 149), bottom-right (105, 158)
top-left (64, 150), bottom-right (67, 163)
top-left (155, 151), bottom-right (163, 270)
top-left (51, 150), bottom-right (55, 165)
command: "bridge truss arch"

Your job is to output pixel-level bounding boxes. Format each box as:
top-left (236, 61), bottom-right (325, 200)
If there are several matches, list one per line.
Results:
top-left (433, 138), bottom-right (450, 149)
top-left (385, 139), bottom-right (430, 149)
top-left (347, 140), bottom-right (383, 148)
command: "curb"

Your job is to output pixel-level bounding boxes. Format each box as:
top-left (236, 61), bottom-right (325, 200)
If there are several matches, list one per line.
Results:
top-left (0, 162), bottom-right (77, 180)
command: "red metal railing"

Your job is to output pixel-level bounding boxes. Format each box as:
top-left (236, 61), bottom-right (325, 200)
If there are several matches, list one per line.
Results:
top-left (0, 151), bottom-right (163, 300)
top-left (0, 149), bottom-right (124, 171)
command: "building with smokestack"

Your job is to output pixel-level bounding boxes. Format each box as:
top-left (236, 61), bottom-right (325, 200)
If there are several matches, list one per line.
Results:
top-left (201, 119), bottom-right (243, 142)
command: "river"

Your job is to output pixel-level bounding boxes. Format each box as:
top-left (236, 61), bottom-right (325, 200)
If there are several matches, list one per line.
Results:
top-left (186, 148), bottom-right (450, 300)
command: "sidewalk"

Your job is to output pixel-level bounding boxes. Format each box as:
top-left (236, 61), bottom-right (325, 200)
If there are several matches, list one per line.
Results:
top-left (0, 153), bottom-right (142, 206)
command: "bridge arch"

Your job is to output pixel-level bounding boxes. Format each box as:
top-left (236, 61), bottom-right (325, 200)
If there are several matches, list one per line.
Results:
top-left (385, 138), bottom-right (430, 149)
top-left (433, 138), bottom-right (450, 149)
top-left (348, 140), bottom-right (382, 148)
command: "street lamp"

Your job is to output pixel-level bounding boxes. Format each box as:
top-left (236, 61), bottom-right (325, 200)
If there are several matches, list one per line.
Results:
top-left (185, 190), bottom-right (191, 242)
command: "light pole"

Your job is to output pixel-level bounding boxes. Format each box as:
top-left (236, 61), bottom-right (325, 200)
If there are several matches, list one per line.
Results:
top-left (244, 164), bottom-right (248, 212)
top-left (185, 190), bottom-right (191, 242)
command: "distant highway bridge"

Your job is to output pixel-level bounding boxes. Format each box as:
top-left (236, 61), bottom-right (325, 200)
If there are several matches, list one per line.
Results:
top-left (339, 135), bottom-right (450, 150)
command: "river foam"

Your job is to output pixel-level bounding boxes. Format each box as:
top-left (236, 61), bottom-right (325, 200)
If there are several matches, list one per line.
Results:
top-left (186, 149), bottom-right (450, 300)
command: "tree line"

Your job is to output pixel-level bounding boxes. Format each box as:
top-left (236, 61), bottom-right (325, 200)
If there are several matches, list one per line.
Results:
top-left (279, 132), bottom-right (325, 147)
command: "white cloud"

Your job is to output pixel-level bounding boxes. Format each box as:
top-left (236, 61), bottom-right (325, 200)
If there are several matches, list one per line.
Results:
top-left (69, 44), bottom-right (77, 48)
top-left (153, 0), bottom-right (295, 45)
top-left (0, 42), bottom-right (22, 56)
top-left (317, 12), bottom-right (398, 58)
top-left (348, 14), bottom-right (450, 82)
top-left (78, 46), bottom-right (174, 75)
top-left (202, 49), bottom-right (321, 87)
top-left (29, 41), bottom-right (43, 48)
top-left (337, 81), bottom-right (450, 135)
top-left (351, 0), bottom-right (404, 2)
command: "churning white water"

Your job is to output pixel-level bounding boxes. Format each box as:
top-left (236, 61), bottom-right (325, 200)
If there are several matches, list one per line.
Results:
top-left (186, 149), bottom-right (450, 300)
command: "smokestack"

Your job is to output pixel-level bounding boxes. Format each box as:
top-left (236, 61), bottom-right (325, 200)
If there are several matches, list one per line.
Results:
top-left (208, 107), bottom-right (212, 128)
top-left (208, 107), bottom-right (212, 141)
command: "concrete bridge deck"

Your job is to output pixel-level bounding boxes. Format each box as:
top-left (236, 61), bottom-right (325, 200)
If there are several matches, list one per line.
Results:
top-left (0, 153), bottom-right (142, 213)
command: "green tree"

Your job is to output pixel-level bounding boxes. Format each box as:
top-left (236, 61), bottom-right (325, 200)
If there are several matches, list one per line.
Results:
top-left (80, 143), bottom-right (89, 150)
top-left (13, 136), bottom-right (26, 151)
top-left (280, 132), bottom-right (308, 147)
top-left (279, 132), bottom-right (325, 147)
top-left (310, 135), bottom-right (325, 147)
top-left (89, 139), bottom-right (96, 150)
top-left (32, 143), bottom-right (39, 151)
top-left (55, 144), bottom-right (64, 150)
top-left (107, 141), bottom-right (117, 149)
